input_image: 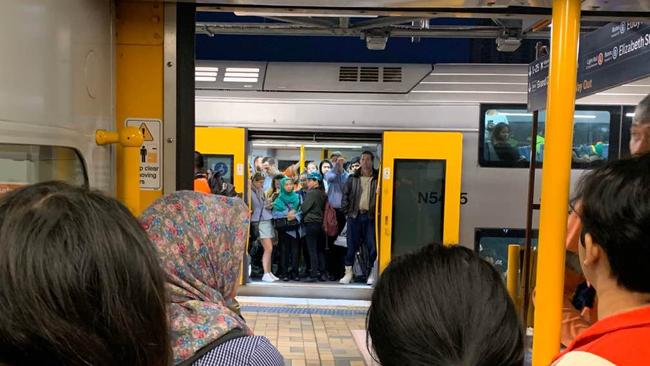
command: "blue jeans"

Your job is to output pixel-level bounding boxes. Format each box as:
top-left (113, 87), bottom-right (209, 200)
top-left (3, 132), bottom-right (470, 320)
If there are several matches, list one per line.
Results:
top-left (345, 213), bottom-right (377, 268)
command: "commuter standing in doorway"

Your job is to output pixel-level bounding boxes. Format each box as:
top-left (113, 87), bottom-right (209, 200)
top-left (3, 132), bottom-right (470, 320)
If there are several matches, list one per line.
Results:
top-left (251, 173), bottom-right (278, 283)
top-left (194, 151), bottom-right (211, 194)
top-left (262, 157), bottom-right (280, 191)
top-left (302, 172), bottom-right (328, 282)
top-left (325, 152), bottom-right (349, 281)
top-left (340, 151), bottom-right (378, 285)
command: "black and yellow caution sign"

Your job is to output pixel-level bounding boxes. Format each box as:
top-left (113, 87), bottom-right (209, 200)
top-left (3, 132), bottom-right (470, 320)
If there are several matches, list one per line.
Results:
top-left (139, 123), bottom-right (154, 141)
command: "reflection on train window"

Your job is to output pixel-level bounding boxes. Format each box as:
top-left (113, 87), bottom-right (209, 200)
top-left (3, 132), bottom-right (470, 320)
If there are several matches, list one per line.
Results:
top-left (620, 106), bottom-right (635, 158)
top-left (205, 154), bottom-right (234, 185)
top-left (475, 228), bottom-right (538, 278)
top-left (0, 144), bottom-right (87, 194)
top-left (392, 159), bottom-right (445, 257)
top-left (480, 105), bottom-right (621, 169)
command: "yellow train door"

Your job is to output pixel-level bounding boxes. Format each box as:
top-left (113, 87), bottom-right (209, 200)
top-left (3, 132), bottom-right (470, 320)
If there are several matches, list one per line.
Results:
top-left (195, 127), bottom-right (248, 197)
top-left (378, 131), bottom-right (463, 271)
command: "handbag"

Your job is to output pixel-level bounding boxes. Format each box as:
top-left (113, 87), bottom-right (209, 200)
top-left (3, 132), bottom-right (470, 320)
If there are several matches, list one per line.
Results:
top-left (273, 217), bottom-right (300, 231)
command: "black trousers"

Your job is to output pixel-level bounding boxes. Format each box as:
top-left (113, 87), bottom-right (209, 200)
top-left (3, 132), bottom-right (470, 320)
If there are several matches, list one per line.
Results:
top-left (326, 208), bottom-right (347, 277)
top-left (278, 230), bottom-right (300, 276)
top-left (304, 222), bottom-right (327, 278)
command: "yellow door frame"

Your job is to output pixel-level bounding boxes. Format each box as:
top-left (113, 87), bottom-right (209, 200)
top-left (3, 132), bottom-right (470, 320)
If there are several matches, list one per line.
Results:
top-left (379, 131), bottom-right (463, 272)
top-left (115, 1), bottom-right (164, 214)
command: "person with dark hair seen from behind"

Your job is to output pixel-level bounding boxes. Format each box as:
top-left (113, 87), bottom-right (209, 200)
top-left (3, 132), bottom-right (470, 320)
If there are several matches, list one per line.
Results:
top-left (560, 93), bottom-right (650, 347)
top-left (302, 172), bottom-right (328, 282)
top-left (491, 123), bottom-right (521, 162)
top-left (141, 192), bottom-right (284, 366)
top-left (194, 151), bottom-right (211, 193)
top-left (367, 244), bottom-right (523, 366)
top-left (0, 182), bottom-right (171, 366)
top-left (552, 153), bottom-right (650, 366)
top-left (340, 151), bottom-right (378, 285)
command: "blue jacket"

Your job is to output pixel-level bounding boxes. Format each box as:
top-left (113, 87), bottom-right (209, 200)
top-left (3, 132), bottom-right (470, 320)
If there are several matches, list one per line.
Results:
top-left (324, 167), bottom-right (349, 209)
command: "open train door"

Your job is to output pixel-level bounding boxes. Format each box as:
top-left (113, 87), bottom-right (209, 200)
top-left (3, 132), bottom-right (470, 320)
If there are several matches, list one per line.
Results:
top-left (378, 131), bottom-right (463, 271)
top-left (195, 127), bottom-right (248, 197)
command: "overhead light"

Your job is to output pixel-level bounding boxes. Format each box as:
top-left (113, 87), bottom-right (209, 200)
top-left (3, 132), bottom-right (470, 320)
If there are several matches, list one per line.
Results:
top-left (195, 76), bottom-right (217, 82)
top-left (224, 77), bottom-right (258, 83)
top-left (226, 67), bottom-right (260, 73)
top-left (196, 66), bottom-right (219, 72)
top-left (574, 114), bottom-right (596, 119)
top-left (626, 113), bottom-right (635, 118)
top-left (496, 36), bottom-right (522, 52)
top-left (195, 71), bottom-right (218, 77)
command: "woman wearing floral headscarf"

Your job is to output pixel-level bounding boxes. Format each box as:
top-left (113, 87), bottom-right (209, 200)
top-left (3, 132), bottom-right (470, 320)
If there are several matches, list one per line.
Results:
top-left (140, 192), bottom-right (284, 366)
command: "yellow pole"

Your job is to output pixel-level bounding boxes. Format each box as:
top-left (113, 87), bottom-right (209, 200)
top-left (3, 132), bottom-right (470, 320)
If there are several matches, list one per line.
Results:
top-left (506, 244), bottom-right (521, 308)
top-left (299, 145), bottom-right (306, 174)
top-left (532, 0), bottom-right (581, 365)
top-left (96, 127), bottom-right (144, 214)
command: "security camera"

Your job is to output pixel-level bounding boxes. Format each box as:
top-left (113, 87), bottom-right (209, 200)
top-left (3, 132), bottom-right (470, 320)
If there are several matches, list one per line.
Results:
top-left (496, 36), bottom-right (522, 52)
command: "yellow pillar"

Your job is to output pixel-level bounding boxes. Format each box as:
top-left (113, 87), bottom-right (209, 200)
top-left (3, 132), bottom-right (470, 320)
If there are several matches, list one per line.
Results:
top-left (299, 145), bottom-right (306, 174)
top-left (532, 0), bottom-right (581, 365)
top-left (506, 244), bottom-right (521, 308)
top-left (115, 1), bottom-right (164, 214)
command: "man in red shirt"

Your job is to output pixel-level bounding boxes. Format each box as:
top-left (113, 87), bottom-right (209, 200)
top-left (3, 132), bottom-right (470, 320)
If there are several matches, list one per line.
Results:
top-left (553, 153), bottom-right (650, 365)
top-left (560, 94), bottom-right (650, 346)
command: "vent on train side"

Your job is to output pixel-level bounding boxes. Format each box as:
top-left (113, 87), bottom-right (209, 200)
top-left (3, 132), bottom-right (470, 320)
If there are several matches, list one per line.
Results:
top-left (264, 62), bottom-right (432, 93)
top-left (339, 66), bottom-right (359, 82)
top-left (360, 67), bottom-right (379, 82)
top-left (382, 67), bottom-right (402, 82)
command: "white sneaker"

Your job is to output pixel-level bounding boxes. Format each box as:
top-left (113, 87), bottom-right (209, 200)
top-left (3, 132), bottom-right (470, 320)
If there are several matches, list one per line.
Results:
top-left (270, 273), bottom-right (280, 281)
top-left (262, 273), bottom-right (277, 282)
top-left (366, 273), bottom-right (375, 285)
top-left (339, 266), bottom-right (353, 284)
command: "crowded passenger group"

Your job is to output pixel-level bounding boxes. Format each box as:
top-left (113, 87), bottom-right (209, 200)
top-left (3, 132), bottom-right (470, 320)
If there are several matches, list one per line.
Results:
top-left (246, 151), bottom-right (379, 285)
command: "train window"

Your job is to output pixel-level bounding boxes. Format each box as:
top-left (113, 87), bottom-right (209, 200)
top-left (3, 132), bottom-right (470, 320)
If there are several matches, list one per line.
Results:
top-left (204, 154), bottom-right (234, 185)
top-left (0, 144), bottom-right (87, 194)
top-left (479, 104), bottom-right (621, 169)
top-left (391, 159), bottom-right (445, 257)
top-left (474, 228), bottom-right (538, 278)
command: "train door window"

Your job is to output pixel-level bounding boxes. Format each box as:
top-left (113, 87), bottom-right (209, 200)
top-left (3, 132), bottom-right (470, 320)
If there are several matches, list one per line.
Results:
top-left (204, 154), bottom-right (234, 184)
top-left (0, 144), bottom-right (87, 194)
top-left (479, 104), bottom-right (621, 169)
top-left (474, 228), bottom-right (538, 278)
top-left (391, 159), bottom-right (445, 257)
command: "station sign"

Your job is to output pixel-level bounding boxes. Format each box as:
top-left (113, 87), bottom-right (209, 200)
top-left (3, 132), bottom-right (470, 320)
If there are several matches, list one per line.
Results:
top-left (528, 21), bottom-right (650, 111)
top-left (125, 118), bottom-right (162, 190)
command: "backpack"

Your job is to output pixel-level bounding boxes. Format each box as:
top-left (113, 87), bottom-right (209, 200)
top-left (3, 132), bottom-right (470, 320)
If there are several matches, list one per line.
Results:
top-left (323, 201), bottom-right (338, 237)
top-left (208, 173), bottom-right (237, 197)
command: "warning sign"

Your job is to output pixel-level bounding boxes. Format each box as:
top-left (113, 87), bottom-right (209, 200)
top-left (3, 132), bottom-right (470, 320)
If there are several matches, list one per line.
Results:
top-left (126, 118), bottom-right (162, 190)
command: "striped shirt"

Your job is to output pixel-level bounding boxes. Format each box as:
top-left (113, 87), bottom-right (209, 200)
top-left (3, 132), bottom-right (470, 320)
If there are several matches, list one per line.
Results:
top-left (192, 336), bottom-right (284, 366)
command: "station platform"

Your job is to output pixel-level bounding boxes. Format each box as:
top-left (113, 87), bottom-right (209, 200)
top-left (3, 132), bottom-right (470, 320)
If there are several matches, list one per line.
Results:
top-left (238, 296), bottom-right (375, 366)
top-left (238, 296), bottom-right (533, 366)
